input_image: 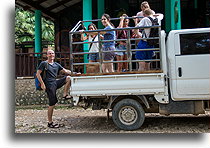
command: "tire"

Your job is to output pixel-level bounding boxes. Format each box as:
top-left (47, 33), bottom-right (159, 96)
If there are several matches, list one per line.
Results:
top-left (112, 98), bottom-right (145, 130)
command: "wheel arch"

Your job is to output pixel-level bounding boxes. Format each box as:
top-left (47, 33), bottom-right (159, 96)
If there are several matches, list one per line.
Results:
top-left (110, 95), bottom-right (150, 110)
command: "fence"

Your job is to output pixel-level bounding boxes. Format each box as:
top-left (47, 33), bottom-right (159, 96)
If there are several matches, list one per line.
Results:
top-left (15, 52), bottom-right (84, 78)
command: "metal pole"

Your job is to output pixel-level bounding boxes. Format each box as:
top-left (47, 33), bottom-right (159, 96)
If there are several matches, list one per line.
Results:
top-left (97, 0), bottom-right (104, 29)
top-left (165, 0), bottom-right (181, 32)
top-left (82, 16), bottom-right (144, 23)
top-left (98, 32), bottom-right (103, 73)
top-left (35, 10), bottom-right (42, 56)
top-left (127, 30), bottom-right (132, 71)
top-left (158, 26), bottom-right (162, 70)
top-left (83, 0), bottom-right (92, 73)
top-left (69, 33), bottom-right (73, 72)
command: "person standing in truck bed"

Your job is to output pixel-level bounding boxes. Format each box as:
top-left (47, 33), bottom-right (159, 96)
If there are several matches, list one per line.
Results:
top-left (134, 8), bottom-right (163, 71)
top-left (100, 13), bottom-right (116, 73)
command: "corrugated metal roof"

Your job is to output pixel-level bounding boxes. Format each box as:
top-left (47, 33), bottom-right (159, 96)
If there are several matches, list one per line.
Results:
top-left (15, 0), bottom-right (81, 20)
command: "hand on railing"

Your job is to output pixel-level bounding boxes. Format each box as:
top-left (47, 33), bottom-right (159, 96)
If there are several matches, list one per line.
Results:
top-left (79, 30), bottom-right (85, 34)
top-left (72, 72), bottom-right (81, 75)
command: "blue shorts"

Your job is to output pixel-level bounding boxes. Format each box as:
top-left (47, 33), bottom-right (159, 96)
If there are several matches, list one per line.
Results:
top-left (135, 40), bottom-right (154, 62)
top-left (102, 46), bottom-right (115, 61)
top-left (116, 44), bottom-right (127, 56)
top-left (88, 53), bottom-right (99, 61)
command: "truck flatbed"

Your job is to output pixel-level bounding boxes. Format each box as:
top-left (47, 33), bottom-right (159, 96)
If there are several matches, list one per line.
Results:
top-left (72, 70), bottom-right (163, 76)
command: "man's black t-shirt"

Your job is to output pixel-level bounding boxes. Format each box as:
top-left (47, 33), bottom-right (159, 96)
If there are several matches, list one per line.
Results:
top-left (38, 61), bottom-right (63, 83)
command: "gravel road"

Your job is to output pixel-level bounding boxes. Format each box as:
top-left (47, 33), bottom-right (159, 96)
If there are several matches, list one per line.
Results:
top-left (15, 107), bottom-right (210, 133)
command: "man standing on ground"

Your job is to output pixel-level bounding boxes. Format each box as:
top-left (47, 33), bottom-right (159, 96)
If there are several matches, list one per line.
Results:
top-left (36, 49), bottom-right (73, 128)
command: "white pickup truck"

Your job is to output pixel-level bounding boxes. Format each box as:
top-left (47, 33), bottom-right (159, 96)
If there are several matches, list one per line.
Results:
top-left (69, 26), bottom-right (210, 130)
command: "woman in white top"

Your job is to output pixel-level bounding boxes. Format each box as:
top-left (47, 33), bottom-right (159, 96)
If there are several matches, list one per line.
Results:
top-left (80, 23), bottom-right (100, 63)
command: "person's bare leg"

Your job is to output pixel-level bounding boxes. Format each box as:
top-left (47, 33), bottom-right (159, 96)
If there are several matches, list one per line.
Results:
top-left (102, 63), bottom-right (106, 73)
top-left (106, 63), bottom-right (110, 73)
top-left (123, 54), bottom-right (128, 71)
top-left (48, 105), bottom-right (54, 123)
top-left (63, 76), bottom-right (71, 97)
top-left (145, 63), bottom-right (150, 71)
top-left (103, 62), bottom-right (110, 73)
top-left (138, 62), bottom-right (146, 71)
top-left (116, 55), bottom-right (123, 72)
top-left (110, 63), bottom-right (114, 72)
top-left (107, 62), bottom-right (114, 73)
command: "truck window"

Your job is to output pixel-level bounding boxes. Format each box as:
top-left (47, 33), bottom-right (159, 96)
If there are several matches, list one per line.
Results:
top-left (180, 32), bottom-right (210, 55)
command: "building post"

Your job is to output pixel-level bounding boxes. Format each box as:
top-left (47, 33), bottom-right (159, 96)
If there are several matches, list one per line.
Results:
top-left (35, 10), bottom-right (42, 55)
top-left (165, 0), bottom-right (181, 33)
top-left (194, 0), bottom-right (197, 9)
top-left (83, 0), bottom-right (92, 73)
top-left (97, 0), bottom-right (104, 29)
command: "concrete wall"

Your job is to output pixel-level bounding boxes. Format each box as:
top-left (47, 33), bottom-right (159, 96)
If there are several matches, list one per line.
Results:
top-left (15, 79), bottom-right (70, 106)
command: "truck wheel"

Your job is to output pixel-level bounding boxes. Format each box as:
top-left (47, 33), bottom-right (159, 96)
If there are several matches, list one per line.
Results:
top-left (112, 99), bottom-right (145, 130)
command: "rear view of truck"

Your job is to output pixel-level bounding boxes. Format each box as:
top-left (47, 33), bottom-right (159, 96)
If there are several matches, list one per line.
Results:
top-left (68, 17), bottom-right (210, 130)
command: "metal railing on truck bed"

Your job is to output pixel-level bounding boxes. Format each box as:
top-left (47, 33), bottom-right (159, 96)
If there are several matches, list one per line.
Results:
top-left (69, 16), bottom-right (162, 76)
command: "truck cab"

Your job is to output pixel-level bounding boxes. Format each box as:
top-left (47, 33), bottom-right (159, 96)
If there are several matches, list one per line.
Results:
top-left (167, 28), bottom-right (210, 101)
top-left (159, 28), bottom-right (210, 116)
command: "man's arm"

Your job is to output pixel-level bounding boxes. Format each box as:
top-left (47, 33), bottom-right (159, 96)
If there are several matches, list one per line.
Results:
top-left (133, 26), bottom-right (142, 38)
top-left (60, 68), bottom-right (81, 75)
top-left (60, 68), bottom-right (72, 75)
top-left (133, 18), bottom-right (144, 38)
top-left (36, 70), bottom-right (46, 90)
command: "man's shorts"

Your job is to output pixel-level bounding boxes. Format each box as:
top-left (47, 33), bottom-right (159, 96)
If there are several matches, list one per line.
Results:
top-left (45, 76), bottom-right (67, 106)
top-left (135, 40), bottom-right (154, 63)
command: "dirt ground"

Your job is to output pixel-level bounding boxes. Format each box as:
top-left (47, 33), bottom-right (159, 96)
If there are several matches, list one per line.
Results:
top-left (15, 107), bottom-right (210, 133)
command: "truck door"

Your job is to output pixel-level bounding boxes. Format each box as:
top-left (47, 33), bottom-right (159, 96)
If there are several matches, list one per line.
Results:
top-left (175, 31), bottom-right (210, 95)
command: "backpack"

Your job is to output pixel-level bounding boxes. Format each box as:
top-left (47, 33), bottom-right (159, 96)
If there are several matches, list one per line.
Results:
top-left (146, 16), bottom-right (159, 47)
top-left (35, 61), bottom-right (48, 90)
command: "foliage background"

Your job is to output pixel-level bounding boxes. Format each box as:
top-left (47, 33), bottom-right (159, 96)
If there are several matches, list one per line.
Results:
top-left (15, 7), bottom-right (54, 44)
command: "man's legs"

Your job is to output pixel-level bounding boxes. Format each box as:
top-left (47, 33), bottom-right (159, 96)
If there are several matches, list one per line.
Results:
top-left (63, 76), bottom-right (71, 97)
top-left (48, 105), bottom-right (54, 123)
top-left (46, 84), bottom-right (60, 128)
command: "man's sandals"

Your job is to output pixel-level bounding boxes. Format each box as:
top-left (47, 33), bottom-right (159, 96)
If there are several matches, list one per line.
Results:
top-left (47, 122), bottom-right (64, 128)
top-left (62, 95), bottom-right (73, 100)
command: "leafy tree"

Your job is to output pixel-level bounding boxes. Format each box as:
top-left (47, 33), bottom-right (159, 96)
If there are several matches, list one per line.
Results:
top-left (15, 7), bottom-right (54, 44)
